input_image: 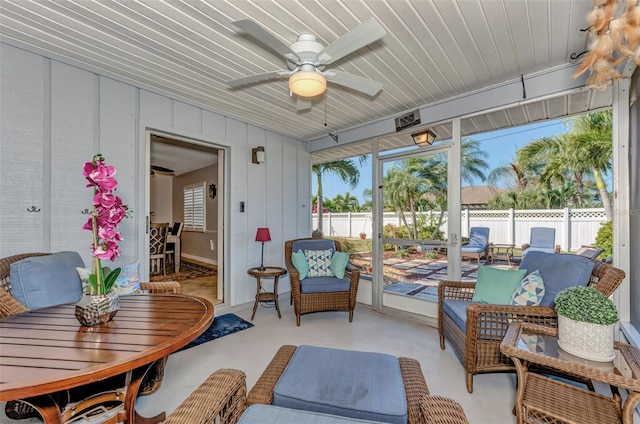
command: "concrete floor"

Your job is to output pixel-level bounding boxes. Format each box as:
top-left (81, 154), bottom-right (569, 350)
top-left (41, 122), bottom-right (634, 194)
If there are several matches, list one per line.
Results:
top-left (0, 297), bottom-right (519, 424)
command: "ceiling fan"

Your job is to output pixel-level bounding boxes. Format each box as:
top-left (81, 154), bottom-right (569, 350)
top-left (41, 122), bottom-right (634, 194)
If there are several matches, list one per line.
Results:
top-left (225, 18), bottom-right (386, 111)
top-left (150, 165), bottom-right (175, 176)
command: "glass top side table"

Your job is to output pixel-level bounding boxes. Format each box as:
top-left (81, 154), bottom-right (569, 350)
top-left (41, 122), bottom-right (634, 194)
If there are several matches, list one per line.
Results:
top-left (500, 322), bottom-right (640, 424)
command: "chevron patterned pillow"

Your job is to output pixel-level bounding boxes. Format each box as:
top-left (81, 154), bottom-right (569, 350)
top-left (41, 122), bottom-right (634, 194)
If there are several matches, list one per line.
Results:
top-left (304, 249), bottom-right (333, 277)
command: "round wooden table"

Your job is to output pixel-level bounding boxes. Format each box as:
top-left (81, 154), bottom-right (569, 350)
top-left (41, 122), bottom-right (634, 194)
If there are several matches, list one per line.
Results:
top-left (247, 266), bottom-right (287, 320)
top-left (0, 294), bottom-right (214, 424)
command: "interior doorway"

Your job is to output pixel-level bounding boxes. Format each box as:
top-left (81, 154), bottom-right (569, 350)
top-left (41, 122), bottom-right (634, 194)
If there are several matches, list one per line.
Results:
top-left (147, 132), bottom-right (224, 306)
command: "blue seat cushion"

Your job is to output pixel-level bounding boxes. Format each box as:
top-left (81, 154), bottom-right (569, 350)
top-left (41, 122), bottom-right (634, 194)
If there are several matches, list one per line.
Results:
top-left (273, 345), bottom-right (407, 424)
top-left (238, 405), bottom-right (385, 424)
top-left (10, 251), bottom-right (85, 309)
top-left (461, 245), bottom-right (485, 253)
top-left (300, 276), bottom-right (350, 294)
top-left (442, 299), bottom-right (471, 333)
top-left (519, 251), bottom-right (595, 306)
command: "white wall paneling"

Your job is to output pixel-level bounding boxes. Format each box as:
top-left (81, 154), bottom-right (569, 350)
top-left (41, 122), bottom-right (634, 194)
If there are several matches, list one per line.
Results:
top-left (50, 62), bottom-right (95, 262)
top-left (0, 42), bottom-right (310, 308)
top-left (0, 45), bottom-right (46, 255)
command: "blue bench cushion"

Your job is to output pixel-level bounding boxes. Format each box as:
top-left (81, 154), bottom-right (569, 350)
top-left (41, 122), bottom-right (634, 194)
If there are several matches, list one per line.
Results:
top-left (300, 276), bottom-right (351, 294)
top-left (238, 405), bottom-right (385, 423)
top-left (519, 251), bottom-right (595, 306)
top-left (273, 345), bottom-right (407, 424)
top-left (10, 251), bottom-right (85, 309)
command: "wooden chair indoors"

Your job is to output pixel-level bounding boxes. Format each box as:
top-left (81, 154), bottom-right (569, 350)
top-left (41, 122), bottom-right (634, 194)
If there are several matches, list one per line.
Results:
top-left (150, 222), bottom-right (170, 276)
top-left (166, 221), bottom-right (184, 272)
top-left (0, 252), bottom-right (181, 420)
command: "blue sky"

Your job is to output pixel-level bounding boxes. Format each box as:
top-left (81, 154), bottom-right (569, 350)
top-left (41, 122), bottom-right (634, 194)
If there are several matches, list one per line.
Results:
top-left (313, 118), bottom-right (577, 203)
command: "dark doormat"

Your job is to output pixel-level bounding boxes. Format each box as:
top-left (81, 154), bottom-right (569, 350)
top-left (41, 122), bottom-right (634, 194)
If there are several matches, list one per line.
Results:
top-left (178, 313), bottom-right (254, 351)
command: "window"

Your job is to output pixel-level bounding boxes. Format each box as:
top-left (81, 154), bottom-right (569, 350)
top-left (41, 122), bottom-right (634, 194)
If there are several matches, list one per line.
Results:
top-left (184, 182), bottom-right (205, 232)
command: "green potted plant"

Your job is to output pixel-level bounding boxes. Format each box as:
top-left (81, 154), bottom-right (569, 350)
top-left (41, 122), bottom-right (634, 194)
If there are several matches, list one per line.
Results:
top-left (554, 286), bottom-right (619, 362)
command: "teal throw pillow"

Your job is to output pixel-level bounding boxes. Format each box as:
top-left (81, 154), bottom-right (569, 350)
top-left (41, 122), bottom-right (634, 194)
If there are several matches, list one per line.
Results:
top-left (471, 265), bottom-right (528, 305)
top-left (330, 251), bottom-right (350, 279)
top-left (510, 270), bottom-right (545, 306)
top-left (291, 250), bottom-right (309, 280)
top-left (304, 249), bottom-right (333, 277)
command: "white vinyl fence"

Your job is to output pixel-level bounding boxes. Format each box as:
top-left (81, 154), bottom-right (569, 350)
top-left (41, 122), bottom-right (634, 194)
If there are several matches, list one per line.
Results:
top-left (312, 208), bottom-right (607, 252)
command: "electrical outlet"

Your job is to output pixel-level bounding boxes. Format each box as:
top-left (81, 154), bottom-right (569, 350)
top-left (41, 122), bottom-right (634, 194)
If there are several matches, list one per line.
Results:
top-left (210, 240), bottom-right (215, 250)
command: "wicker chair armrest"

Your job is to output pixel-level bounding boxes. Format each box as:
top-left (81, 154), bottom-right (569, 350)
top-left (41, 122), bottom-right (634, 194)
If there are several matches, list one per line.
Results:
top-left (247, 345), bottom-right (297, 406)
top-left (344, 266), bottom-right (360, 284)
top-left (163, 369), bottom-right (247, 424)
top-left (521, 243), bottom-right (530, 251)
top-left (140, 281), bottom-right (181, 294)
top-left (438, 280), bottom-right (476, 302)
top-left (466, 303), bottom-right (557, 341)
top-left (419, 394), bottom-right (469, 424)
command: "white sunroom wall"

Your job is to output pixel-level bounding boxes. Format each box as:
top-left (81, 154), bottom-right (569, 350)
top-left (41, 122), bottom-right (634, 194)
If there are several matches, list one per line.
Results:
top-left (0, 42), bottom-right (311, 307)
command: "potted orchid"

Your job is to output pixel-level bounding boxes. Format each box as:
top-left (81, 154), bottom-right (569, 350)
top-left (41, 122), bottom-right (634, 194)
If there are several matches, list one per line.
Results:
top-left (76, 153), bottom-right (129, 326)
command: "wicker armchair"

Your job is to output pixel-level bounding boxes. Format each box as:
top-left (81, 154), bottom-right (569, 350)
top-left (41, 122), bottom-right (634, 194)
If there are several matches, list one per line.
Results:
top-left (285, 238), bottom-right (360, 326)
top-left (0, 252), bottom-right (181, 420)
top-left (438, 259), bottom-right (626, 393)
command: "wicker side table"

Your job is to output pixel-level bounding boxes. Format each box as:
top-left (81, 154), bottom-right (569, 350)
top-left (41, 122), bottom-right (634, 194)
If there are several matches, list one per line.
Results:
top-left (500, 322), bottom-right (640, 424)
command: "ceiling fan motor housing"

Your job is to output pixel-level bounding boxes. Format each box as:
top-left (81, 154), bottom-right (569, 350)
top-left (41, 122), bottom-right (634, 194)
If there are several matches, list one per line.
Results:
top-left (288, 34), bottom-right (324, 70)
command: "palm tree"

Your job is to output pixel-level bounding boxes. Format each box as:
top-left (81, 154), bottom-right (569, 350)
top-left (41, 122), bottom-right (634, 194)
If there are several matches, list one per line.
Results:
top-left (312, 159), bottom-right (362, 233)
top-left (518, 111), bottom-right (613, 219)
top-left (331, 192), bottom-right (360, 212)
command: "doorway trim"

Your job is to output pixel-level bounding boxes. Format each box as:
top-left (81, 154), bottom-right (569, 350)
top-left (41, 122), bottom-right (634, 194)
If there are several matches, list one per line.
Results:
top-left (139, 125), bottom-right (228, 305)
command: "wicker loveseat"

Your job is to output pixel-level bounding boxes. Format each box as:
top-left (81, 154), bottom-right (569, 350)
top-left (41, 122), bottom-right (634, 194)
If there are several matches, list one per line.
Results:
top-left (438, 253), bottom-right (626, 393)
top-left (0, 252), bottom-right (182, 420)
top-left (285, 238), bottom-right (360, 326)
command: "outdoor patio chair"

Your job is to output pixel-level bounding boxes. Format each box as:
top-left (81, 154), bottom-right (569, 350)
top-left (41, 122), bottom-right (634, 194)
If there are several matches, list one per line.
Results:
top-left (437, 252), bottom-right (625, 393)
top-left (460, 227), bottom-right (490, 263)
top-left (285, 238), bottom-right (360, 326)
top-left (0, 252), bottom-right (182, 420)
top-left (575, 245), bottom-right (605, 260)
top-left (521, 227), bottom-right (560, 256)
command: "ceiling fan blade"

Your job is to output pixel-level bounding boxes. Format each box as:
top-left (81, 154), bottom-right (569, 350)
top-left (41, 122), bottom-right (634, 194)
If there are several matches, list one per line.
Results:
top-left (232, 19), bottom-right (299, 62)
top-left (151, 165), bottom-right (175, 174)
top-left (225, 71), bottom-right (287, 88)
top-left (324, 70), bottom-right (384, 97)
top-left (296, 97), bottom-right (312, 111)
top-left (316, 18), bottom-right (386, 66)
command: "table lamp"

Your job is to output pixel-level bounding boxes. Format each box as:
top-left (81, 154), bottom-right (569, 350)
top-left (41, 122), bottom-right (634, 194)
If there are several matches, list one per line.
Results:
top-left (255, 227), bottom-right (271, 270)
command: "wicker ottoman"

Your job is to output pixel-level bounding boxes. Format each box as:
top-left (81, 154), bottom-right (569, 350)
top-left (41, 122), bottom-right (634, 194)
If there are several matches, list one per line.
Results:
top-left (248, 345), bottom-right (430, 424)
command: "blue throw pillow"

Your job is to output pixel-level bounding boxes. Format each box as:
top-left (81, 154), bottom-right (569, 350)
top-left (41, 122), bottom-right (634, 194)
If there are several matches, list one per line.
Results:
top-left (10, 251), bottom-right (84, 309)
top-left (471, 265), bottom-right (527, 305)
top-left (329, 251), bottom-right (350, 279)
top-left (291, 250), bottom-right (309, 280)
top-left (519, 251), bottom-right (595, 306)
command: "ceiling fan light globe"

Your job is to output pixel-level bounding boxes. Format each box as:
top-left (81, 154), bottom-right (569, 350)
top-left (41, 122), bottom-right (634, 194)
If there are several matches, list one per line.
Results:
top-left (289, 71), bottom-right (326, 97)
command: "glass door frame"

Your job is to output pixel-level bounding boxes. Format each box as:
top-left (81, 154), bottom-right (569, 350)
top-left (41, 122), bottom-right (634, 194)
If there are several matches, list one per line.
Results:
top-left (370, 118), bottom-right (462, 311)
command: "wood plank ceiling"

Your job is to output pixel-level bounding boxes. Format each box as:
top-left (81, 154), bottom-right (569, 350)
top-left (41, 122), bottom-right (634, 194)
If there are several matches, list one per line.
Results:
top-left (0, 0), bottom-right (610, 157)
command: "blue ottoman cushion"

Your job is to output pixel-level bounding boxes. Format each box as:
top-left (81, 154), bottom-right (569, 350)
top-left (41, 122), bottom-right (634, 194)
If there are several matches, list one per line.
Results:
top-left (10, 251), bottom-right (85, 309)
top-left (273, 345), bottom-right (407, 424)
top-left (238, 404), bottom-right (386, 423)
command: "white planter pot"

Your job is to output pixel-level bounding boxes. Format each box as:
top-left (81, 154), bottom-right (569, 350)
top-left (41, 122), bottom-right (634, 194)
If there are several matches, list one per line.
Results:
top-left (557, 315), bottom-right (615, 362)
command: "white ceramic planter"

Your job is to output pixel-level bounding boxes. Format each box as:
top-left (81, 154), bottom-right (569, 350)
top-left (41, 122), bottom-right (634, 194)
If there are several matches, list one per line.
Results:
top-left (557, 314), bottom-right (615, 362)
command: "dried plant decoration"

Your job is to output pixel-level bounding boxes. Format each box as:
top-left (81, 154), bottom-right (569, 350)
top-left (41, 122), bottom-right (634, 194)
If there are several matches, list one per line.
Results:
top-left (572, 0), bottom-right (640, 89)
